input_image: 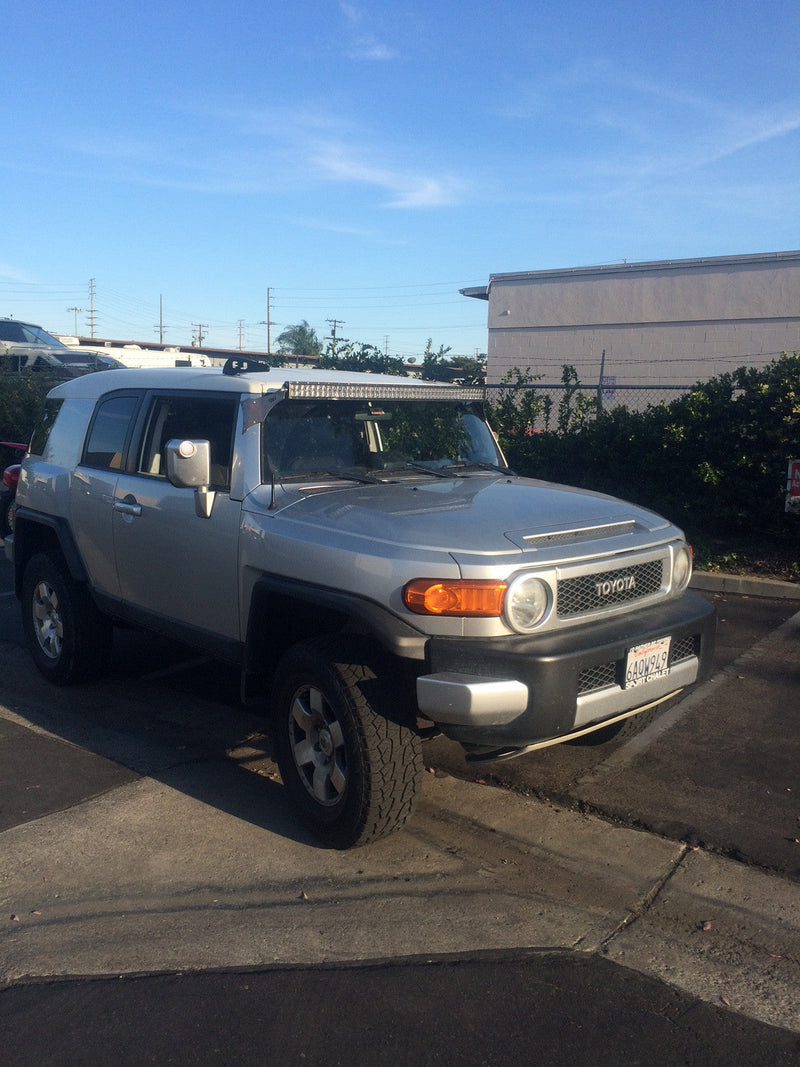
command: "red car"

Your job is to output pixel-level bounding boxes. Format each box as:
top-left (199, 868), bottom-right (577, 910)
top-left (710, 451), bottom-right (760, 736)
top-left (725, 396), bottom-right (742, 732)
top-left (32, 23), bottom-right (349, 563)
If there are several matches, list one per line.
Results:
top-left (1, 441), bottom-right (26, 538)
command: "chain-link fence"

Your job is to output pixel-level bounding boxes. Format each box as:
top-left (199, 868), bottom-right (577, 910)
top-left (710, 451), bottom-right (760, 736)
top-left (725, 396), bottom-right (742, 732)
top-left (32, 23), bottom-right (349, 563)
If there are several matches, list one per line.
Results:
top-left (486, 382), bottom-right (692, 426)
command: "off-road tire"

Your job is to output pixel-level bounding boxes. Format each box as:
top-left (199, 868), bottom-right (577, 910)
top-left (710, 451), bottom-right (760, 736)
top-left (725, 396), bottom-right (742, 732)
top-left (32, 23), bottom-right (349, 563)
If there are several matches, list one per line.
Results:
top-left (22, 552), bottom-right (113, 685)
top-left (272, 635), bottom-right (423, 848)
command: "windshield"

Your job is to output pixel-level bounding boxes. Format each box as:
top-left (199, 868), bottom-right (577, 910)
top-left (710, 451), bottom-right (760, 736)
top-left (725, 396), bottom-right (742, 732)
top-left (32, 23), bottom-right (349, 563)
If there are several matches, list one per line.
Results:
top-left (262, 398), bottom-right (504, 480)
top-left (0, 321), bottom-right (66, 347)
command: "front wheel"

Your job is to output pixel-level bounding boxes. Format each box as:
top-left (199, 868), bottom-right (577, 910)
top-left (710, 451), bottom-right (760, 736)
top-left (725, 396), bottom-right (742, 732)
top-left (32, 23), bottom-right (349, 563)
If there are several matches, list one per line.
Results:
top-left (22, 552), bottom-right (113, 685)
top-left (272, 636), bottom-right (423, 848)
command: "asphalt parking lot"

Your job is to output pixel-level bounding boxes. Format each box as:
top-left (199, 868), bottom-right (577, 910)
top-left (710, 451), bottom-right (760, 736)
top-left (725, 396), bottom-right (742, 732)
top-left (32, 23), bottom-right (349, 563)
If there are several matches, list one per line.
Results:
top-left (1, 555), bottom-right (800, 1063)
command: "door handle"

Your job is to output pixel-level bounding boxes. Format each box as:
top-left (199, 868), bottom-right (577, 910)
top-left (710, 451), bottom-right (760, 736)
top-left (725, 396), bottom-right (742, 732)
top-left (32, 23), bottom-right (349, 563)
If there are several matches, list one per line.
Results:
top-left (114, 496), bottom-right (142, 517)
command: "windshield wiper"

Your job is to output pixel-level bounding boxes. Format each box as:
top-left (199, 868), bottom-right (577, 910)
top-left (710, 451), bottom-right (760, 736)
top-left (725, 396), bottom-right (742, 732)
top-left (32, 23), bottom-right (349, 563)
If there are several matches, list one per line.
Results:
top-left (327, 468), bottom-right (383, 484)
top-left (400, 462), bottom-right (455, 478)
top-left (441, 461), bottom-right (514, 475)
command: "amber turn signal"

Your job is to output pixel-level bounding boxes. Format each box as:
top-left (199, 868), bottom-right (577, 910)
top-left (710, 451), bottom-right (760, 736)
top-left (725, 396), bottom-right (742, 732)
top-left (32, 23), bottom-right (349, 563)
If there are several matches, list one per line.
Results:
top-left (403, 578), bottom-right (507, 617)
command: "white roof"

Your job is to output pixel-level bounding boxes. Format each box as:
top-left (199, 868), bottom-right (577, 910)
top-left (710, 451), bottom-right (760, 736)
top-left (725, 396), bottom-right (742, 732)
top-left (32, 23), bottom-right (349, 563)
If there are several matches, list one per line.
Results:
top-left (48, 364), bottom-right (461, 400)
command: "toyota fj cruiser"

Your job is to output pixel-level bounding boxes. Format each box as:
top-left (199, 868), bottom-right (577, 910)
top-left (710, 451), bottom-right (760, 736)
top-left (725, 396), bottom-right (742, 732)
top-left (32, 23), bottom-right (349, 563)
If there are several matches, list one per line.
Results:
top-left (6, 359), bottom-right (715, 846)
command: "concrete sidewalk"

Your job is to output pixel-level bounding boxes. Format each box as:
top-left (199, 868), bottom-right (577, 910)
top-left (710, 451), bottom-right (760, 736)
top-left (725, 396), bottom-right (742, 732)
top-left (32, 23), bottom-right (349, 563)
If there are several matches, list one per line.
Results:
top-left (2, 712), bottom-right (799, 1034)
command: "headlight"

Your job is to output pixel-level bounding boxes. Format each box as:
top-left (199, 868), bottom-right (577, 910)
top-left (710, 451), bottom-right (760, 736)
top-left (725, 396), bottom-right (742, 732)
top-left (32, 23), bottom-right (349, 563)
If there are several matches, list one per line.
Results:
top-left (673, 543), bottom-right (693, 591)
top-left (504, 574), bottom-right (550, 632)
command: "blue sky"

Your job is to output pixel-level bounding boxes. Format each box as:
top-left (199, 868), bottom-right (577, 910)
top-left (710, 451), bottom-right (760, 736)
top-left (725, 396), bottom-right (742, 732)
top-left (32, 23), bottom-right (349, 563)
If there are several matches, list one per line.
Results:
top-left (4, 0), bottom-right (800, 357)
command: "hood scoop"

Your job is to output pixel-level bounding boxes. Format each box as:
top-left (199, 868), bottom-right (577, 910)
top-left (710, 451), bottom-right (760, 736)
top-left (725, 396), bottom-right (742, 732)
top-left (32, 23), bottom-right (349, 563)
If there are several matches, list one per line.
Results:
top-left (522, 520), bottom-right (638, 548)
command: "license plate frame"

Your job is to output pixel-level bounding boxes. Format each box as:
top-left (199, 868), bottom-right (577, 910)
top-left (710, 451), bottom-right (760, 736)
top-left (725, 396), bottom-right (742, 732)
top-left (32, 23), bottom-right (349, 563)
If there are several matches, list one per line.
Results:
top-left (624, 635), bottom-right (672, 689)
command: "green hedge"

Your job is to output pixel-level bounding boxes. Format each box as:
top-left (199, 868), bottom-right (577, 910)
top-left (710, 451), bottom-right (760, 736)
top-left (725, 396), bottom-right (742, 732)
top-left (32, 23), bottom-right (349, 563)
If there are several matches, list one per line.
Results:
top-left (494, 354), bottom-right (800, 545)
top-left (0, 372), bottom-right (63, 445)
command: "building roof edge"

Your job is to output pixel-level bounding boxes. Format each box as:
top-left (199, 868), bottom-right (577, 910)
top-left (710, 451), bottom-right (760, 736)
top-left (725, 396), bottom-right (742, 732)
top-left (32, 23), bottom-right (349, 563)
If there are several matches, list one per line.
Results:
top-left (482, 250), bottom-right (800, 287)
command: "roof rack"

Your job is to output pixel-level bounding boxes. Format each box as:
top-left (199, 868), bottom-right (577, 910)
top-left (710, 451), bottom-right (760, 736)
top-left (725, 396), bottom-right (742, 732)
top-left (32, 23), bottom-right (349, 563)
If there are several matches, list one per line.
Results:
top-left (222, 356), bottom-right (271, 376)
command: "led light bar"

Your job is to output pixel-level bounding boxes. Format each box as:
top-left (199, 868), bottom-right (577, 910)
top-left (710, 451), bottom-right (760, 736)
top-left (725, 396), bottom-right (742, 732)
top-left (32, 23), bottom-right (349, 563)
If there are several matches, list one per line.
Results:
top-left (285, 382), bottom-right (486, 402)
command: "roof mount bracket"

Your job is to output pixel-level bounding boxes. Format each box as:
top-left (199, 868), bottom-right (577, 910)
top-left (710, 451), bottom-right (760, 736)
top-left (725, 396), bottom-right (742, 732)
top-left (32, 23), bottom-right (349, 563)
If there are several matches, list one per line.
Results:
top-left (223, 356), bottom-right (271, 376)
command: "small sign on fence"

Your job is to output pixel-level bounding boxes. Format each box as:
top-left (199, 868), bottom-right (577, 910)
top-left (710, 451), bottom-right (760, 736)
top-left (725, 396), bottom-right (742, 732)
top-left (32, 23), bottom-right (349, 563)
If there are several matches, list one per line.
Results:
top-left (786, 459), bottom-right (800, 514)
top-left (600, 374), bottom-right (617, 400)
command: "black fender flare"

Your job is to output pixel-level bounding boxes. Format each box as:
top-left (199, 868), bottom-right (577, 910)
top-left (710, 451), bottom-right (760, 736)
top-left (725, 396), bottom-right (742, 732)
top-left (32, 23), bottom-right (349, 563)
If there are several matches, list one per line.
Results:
top-left (10, 508), bottom-right (89, 596)
top-left (241, 573), bottom-right (427, 701)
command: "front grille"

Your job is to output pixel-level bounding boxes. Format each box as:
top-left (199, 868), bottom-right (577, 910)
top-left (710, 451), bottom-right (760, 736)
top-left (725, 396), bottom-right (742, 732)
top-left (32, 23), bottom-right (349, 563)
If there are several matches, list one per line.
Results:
top-left (557, 559), bottom-right (664, 618)
top-left (578, 662), bottom-right (617, 695)
top-left (670, 635), bottom-right (696, 664)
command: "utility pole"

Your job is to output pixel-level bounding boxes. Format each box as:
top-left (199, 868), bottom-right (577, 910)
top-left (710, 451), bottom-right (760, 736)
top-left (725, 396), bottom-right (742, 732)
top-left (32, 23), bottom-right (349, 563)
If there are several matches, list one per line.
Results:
top-left (153, 294), bottom-right (167, 344)
top-left (327, 318), bottom-right (345, 342)
top-left (192, 323), bottom-right (208, 348)
top-left (266, 288), bottom-right (272, 354)
top-left (87, 278), bottom-right (97, 338)
top-left (66, 306), bottom-right (83, 335)
top-left (597, 348), bottom-right (607, 411)
top-left (258, 288), bottom-right (273, 354)
top-left (238, 320), bottom-right (245, 351)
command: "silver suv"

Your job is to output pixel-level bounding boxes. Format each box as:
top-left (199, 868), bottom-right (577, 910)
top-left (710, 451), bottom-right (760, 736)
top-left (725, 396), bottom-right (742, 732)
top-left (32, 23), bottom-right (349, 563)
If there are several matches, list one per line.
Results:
top-left (7, 359), bottom-right (715, 846)
top-left (0, 318), bottom-right (74, 372)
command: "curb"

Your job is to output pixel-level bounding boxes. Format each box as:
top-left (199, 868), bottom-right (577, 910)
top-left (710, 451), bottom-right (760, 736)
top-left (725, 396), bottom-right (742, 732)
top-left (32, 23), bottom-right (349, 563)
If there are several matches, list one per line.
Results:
top-left (691, 570), bottom-right (800, 600)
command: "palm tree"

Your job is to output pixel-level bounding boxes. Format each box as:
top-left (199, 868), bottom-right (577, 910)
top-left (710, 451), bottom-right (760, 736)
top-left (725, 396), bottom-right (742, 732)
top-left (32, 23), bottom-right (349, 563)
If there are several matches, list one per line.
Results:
top-left (275, 320), bottom-right (322, 358)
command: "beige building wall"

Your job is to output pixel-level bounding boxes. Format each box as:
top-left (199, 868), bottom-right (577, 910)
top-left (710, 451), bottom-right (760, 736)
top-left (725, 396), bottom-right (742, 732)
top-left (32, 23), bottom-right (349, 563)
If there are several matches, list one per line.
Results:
top-left (463, 251), bottom-right (800, 389)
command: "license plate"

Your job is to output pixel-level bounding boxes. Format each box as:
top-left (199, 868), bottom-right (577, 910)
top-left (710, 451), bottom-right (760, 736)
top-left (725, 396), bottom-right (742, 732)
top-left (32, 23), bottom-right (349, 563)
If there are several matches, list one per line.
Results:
top-left (625, 636), bottom-right (672, 688)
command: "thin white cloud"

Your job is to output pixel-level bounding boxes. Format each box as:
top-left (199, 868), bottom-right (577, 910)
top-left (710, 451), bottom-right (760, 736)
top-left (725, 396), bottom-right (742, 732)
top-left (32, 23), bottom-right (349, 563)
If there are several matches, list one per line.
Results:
top-left (314, 141), bottom-right (466, 207)
top-left (339, 1), bottom-right (398, 61)
top-left (602, 72), bottom-right (800, 176)
top-left (348, 37), bottom-right (397, 61)
top-left (66, 135), bottom-right (155, 162)
top-left (292, 216), bottom-right (408, 245)
top-left (205, 101), bottom-right (464, 206)
top-left (702, 110), bottom-right (800, 166)
top-left (502, 60), bottom-right (800, 210)
top-left (0, 263), bottom-right (38, 283)
top-left (602, 106), bottom-right (800, 190)
top-left (54, 99), bottom-right (468, 209)
top-left (339, 2), bottom-right (360, 24)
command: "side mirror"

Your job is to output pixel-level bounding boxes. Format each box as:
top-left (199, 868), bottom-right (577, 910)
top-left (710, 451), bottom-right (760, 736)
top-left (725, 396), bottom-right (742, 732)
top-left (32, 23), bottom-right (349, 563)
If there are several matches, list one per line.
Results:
top-left (165, 439), bottom-right (211, 488)
top-left (165, 439), bottom-right (216, 518)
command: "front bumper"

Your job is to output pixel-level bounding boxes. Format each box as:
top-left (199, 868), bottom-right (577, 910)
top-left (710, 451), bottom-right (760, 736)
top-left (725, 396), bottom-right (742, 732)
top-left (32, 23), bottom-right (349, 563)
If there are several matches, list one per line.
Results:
top-left (415, 589), bottom-right (716, 750)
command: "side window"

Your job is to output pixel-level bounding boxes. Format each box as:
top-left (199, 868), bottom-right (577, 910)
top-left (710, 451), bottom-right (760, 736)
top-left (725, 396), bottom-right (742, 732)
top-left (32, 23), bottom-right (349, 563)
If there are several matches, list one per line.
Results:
top-left (137, 394), bottom-right (237, 489)
top-left (28, 398), bottom-right (64, 456)
top-left (82, 395), bottom-right (139, 470)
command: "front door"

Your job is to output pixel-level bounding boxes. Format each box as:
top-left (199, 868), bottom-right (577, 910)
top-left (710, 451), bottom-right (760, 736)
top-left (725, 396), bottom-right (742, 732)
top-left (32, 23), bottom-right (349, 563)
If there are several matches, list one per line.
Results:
top-left (111, 392), bottom-right (241, 640)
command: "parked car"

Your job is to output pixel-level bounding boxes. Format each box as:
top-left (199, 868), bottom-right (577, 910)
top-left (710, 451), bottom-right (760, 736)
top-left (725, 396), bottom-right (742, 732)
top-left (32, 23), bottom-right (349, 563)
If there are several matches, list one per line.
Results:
top-left (0, 318), bottom-right (106, 374)
top-left (0, 441), bottom-right (26, 539)
top-left (6, 359), bottom-right (715, 846)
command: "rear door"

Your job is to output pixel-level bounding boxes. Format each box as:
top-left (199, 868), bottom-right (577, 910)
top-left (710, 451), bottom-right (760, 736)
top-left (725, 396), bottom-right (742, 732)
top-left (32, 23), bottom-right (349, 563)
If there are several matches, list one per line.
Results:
top-left (70, 391), bottom-right (142, 598)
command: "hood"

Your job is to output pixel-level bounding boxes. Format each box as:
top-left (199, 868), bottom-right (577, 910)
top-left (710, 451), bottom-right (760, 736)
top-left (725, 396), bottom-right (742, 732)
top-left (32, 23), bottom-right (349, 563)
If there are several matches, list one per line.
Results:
top-left (250, 474), bottom-right (674, 564)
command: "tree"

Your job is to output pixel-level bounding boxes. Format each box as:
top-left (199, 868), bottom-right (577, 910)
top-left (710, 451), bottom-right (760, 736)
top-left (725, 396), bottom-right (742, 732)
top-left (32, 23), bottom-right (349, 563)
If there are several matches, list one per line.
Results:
top-left (0, 370), bottom-right (67, 442)
top-left (450, 355), bottom-right (486, 386)
top-left (420, 339), bottom-right (452, 381)
top-left (419, 340), bottom-right (486, 385)
top-left (275, 320), bottom-right (322, 359)
top-left (318, 339), bottom-right (408, 376)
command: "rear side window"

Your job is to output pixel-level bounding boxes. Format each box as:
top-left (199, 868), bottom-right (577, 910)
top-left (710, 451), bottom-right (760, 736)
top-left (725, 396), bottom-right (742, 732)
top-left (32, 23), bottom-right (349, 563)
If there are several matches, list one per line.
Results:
top-left (82, 395), bottom-right (139, 470)
top-left (28, 398), bottom-right (64, 456)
